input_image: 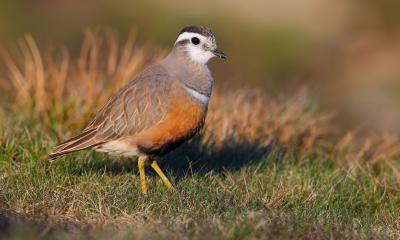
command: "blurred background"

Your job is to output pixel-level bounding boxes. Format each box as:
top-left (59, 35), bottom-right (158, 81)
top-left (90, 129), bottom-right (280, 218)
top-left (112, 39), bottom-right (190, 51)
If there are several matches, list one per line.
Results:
top-left (1, 0), bottom-right (400, 133)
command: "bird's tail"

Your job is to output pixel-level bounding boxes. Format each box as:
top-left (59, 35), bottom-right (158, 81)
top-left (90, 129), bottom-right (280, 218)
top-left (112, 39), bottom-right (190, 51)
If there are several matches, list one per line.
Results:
top-left (48, 128), bottom-right (103, 160)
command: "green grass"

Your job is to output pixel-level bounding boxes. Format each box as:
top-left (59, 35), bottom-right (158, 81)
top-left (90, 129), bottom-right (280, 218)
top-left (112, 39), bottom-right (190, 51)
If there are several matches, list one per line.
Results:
top-left (0, 117), bottom-right (399, 239)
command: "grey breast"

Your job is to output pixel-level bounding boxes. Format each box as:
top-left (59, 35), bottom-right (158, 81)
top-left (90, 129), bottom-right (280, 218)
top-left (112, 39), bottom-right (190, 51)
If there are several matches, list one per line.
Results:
top-left (160, 50), bottom-right (214, 101)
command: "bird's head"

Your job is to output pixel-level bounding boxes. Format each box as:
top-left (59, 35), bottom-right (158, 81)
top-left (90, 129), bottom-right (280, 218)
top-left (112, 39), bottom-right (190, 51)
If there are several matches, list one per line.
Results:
top-left (174, 25), bottom-right (227, 65)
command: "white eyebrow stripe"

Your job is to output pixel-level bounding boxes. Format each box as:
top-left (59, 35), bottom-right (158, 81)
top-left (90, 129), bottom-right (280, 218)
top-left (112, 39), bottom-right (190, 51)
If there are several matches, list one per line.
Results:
top-left (175, 32), bottom-right (207, 44)
top-left (184, 86), bottom-right (210, 105)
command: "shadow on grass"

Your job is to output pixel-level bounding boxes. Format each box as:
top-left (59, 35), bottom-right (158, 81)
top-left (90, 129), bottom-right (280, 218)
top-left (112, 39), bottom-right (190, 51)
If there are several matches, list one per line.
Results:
top-left (162, 135), bottom-right (273, 178)
top-left (72, 134), bottom-right (274, 178)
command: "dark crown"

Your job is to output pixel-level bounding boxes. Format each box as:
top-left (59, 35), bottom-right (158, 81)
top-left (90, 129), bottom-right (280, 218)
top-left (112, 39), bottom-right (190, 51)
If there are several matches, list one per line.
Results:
top-left (179, 25), bottom-right (215, 38)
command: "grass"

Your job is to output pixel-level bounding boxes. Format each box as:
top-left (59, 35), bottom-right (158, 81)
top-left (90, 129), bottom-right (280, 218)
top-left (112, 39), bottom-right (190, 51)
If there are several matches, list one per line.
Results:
top-left (1, 126), bottom-right (399, 239)
top-left (0, 29), bottom-right (400, 239)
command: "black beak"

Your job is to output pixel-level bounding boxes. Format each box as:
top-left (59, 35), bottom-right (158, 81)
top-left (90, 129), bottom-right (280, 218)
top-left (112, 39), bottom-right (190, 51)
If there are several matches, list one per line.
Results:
top-left (213, 49), bottom-right (227, 59)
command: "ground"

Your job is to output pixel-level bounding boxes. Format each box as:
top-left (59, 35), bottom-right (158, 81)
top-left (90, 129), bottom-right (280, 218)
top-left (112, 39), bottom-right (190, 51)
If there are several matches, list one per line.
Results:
top-left (0, 110), bottom-right (399, 239)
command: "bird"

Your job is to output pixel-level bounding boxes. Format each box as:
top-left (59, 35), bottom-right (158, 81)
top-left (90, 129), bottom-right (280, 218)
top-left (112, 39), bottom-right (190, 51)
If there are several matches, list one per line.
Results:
top-left (48, 25), bottom-right (226, 195)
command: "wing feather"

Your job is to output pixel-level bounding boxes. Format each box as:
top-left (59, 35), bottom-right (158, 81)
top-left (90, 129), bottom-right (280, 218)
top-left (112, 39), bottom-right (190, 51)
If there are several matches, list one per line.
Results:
top-left (48, 64), bottom-right (171, 159)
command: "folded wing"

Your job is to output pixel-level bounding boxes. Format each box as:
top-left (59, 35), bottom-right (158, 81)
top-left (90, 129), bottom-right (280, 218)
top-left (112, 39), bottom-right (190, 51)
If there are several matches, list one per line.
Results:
top-left (48, 65), bottom-right (171, 160)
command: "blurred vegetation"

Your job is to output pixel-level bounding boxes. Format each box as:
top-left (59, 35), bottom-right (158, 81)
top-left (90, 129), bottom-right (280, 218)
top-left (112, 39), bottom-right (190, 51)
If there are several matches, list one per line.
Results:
top-left (0, 1), bottom-right (358, 85)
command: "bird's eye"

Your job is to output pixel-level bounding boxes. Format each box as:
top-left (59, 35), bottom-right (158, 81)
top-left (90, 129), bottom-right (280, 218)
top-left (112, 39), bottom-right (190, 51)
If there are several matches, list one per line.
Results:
top-left (191, 37), bottom-right (200, 45)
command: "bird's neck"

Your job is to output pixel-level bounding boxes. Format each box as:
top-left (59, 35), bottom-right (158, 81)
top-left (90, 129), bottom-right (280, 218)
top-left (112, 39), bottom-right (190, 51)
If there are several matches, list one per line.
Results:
top-left (162, 49), bottom-right (214, 97)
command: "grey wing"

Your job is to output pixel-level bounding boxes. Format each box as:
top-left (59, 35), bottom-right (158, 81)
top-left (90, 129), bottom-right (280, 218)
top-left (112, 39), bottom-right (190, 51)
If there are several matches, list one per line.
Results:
top-left (48, 65), bottom-right (171, 159)
top-left (88, 67), bottom-right (171, 139)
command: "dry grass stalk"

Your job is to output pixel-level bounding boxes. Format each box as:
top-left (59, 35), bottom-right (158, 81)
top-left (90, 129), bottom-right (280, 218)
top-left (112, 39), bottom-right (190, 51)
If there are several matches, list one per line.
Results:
top-left (204, 88), bottom-right (332, 154)
top-left (335, 131), bottom-right (400, 165)
top-left (0, 28), bottom-right (162, 124)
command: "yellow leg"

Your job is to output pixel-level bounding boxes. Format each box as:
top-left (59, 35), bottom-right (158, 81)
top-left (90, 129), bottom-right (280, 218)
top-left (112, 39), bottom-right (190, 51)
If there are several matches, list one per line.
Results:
top-left (138, 157), bottom-right (147, 195)
top-left (150, 160), bottom-right (175, 193)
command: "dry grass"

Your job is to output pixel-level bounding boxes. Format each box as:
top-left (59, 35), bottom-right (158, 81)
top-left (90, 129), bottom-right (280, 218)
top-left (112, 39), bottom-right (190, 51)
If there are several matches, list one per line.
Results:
top-left (0, 27), bottom-right (163, 127)
top-left (205, 88), bottom-right (331, 154)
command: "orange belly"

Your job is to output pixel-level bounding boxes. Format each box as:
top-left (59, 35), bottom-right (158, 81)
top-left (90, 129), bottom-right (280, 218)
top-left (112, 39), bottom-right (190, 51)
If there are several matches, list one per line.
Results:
top-left (130, 87), bottom-right (207, 156)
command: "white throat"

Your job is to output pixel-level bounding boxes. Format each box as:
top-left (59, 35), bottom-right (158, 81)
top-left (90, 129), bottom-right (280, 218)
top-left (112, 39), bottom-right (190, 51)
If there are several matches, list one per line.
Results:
top-left (175, 32), bottom-right (215, 65)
